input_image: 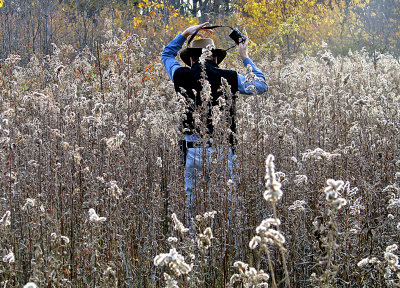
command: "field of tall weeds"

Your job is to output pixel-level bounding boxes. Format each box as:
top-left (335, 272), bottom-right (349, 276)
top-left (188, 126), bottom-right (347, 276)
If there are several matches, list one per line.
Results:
top-left (1, 24), bottom-right (400, 287)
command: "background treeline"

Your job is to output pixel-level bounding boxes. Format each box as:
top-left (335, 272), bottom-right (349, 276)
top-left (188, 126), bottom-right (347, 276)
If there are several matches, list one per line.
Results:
top-left (0, 0), bottom-right (400, 63)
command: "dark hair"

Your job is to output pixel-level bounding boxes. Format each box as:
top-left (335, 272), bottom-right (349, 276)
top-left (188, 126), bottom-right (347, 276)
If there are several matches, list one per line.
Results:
top-left (188, 50), bottom-right (203, 64)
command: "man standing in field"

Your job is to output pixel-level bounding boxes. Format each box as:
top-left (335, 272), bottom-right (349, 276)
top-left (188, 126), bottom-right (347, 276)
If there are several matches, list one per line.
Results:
top-left (161, 22), bottom-right (268, 217)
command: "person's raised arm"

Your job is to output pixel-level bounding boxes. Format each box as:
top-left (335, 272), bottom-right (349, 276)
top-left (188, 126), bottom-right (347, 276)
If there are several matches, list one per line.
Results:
top-left (237, 37), bottom-right (268, 94)
top-left (181, 22), bottom-right (211, 38)
top-left (161, 22), bottom-right (211, 81)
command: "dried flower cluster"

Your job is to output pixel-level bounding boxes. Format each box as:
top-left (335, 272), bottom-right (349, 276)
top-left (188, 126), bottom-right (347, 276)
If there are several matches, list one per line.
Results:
top-left (171, 213), bottom-right (189, 234)
top-left (154, 248), bottom-right (192, 276)
top-left (324, 179), bottom-right (347, 210)
top-left (263, 155), bottom-right (283, 202)
top-left (249, 218), bottom-right (285, 249)
top-left (230, 261), bottom-right (270, 288)
top-left (196, 227), bottom-right (213, 249)
top-left (154, 211), bottom-right (216, 287)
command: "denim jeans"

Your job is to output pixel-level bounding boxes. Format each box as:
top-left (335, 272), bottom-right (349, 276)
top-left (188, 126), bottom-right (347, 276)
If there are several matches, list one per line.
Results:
top-left (184, 135), bottom-right (235, 219)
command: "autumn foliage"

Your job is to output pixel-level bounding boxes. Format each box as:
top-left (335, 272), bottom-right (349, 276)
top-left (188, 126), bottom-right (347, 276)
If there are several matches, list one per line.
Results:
top-left (0, 0), bottom-right (399, 61)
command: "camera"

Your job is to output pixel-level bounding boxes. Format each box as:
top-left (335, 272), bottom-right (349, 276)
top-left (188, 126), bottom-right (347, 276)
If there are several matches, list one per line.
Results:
top-left (229, 28), bottom-right (246, 45)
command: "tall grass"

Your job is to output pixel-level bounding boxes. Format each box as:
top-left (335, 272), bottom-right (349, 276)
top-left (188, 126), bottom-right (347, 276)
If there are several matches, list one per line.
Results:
top-left (0, 25), bottom-right (399, 287)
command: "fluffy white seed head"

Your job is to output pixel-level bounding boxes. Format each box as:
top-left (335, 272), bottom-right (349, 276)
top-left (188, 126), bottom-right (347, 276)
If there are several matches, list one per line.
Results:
top-left (171, 213), bottom-right (189, 234)
top-left (0, 211), bottom-right (11, 227)
top-left (264, 155), bottom-right (283, 202)
top-left (233, 261), bottom-right (249, 274)
top-left (3, 250), bottom-right (15, 263)
top-left (288, 200), bottom-right (306, 211)
top-left (23, 283), bottom-right (38, 288)
top-left (88, 208), bottom-right (107, 223)
top-left (384, 252), bottom-right (399, 267)
top-left (249, 236), bottom-right (261, 249)
top-left (107, 180), bottom-right (123, 199)
top-left (357, 258), bottom-right (370, 267)
top-left (60, 235), bottom-right (70, 245)
top-left (156, 157), bottom-right (162, 168)
top-left (167, 237), bottom-right (178, 243)
top-left (154, 248), bottom-right (192, 276)
top-left (386, 244), bottom-right (398, 253)
top-left (332, 198), bottom-right (347, 210)
top-left (325, 179), bottom-right (344, 193)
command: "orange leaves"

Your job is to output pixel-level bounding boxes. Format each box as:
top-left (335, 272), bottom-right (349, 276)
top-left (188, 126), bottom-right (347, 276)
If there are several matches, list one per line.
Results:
top-left (141, 76), bottom-right (150, 83)
top-left (144, 64), bottom-right (154, 72)
top-left (140, 64), bottom-right (155, 83)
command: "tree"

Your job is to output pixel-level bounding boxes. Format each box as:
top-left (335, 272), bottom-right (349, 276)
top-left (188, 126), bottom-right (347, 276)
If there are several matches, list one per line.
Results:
top-left (239, 0), bottom-right (326, 56)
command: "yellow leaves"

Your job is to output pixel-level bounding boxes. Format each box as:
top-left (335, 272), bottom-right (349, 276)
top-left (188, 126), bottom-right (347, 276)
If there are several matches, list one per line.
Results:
top-left (0, 0), bottom-right (3, 7)
top-left (133, 17), bottom-right (142, 29)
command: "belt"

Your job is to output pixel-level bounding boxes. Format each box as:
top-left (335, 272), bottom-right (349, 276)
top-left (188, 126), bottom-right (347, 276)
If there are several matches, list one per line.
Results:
top-left (185, 140), bottom-right (212, 148)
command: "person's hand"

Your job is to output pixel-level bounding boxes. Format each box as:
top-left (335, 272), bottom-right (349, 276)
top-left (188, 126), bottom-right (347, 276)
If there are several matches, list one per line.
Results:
top-left (238, 37), bottom-right (249, 61)
top-left (181, 22), bottom-right (212, 38)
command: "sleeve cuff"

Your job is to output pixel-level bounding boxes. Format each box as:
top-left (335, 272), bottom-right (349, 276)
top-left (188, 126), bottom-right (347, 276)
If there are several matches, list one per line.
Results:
top-left (176, 33), bottom-right (187, 46)
top-left (243, 58), bottom-right (254, 66)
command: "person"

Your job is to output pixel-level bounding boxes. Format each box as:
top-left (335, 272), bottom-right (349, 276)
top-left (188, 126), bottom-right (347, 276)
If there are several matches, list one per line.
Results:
top-left (161, 22), bottom-right (268, 218)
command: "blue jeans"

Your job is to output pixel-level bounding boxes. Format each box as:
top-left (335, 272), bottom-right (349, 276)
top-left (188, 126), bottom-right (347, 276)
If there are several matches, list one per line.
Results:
top-left (184, 135), bottom-right (235, 219)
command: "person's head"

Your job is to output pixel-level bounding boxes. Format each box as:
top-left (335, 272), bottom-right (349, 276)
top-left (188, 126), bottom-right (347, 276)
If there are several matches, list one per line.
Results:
top-left (180, 38), bottom-right (226, 67)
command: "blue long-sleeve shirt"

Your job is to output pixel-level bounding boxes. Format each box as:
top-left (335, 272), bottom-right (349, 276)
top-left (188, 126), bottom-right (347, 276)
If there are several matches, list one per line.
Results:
top-left (161, 33), bottom-right (268, 95)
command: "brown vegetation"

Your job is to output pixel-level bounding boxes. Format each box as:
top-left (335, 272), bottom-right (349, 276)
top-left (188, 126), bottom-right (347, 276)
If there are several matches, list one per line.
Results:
top-left (1, 19), bottom-right (400, 286)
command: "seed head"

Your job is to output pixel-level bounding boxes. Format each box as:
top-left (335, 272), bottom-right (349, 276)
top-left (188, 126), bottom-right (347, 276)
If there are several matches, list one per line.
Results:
top-left (163, 273), bottom-right (179, 288)
top-left (386, 244), bottom-right (398, 253)
top-left (384, 252), bottom-right (399, 267)
top-left (22, 198), bottom-right (36, 211)
top-left (23, 283), bottom-right (38, 288)
top-left (88, 208), bottom-right (107, 223)
top-left (357, 258), bottom-right (370, 267)
top-left (156, 157), bottom-right (162, 168)
top-left (233, 261), bottom-right (249, 274)
top-left (0, 211), bottom-right (11, 227)
top-left (60, 235), bottom-right (70, 245)
top-left (171, 213), bottom-right (189, 234)
top-left (332, 198), bottom-right (347, 210)
top-left (288, 200), bottom-right (306, 211)
top-left (2, 250), bottom-right (15, 263)
top-left (107, 180), bottom-right (123, 199)
top-left (249, 236), bottom-right (261, 249)
top-left (154, 248), bottom-right (192, 276)
top-left (197, 227), bottom-right (213, 249)
top-left (263, 155), bottom-right (283, 202)
top-left (167, 237), bottom-right (178, 243)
